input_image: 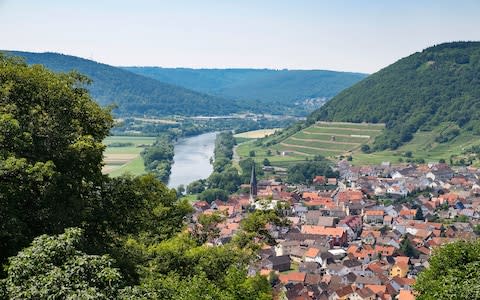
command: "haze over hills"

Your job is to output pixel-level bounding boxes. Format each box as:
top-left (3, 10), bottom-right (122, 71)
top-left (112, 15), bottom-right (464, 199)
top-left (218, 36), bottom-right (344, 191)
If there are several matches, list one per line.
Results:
top-left (3, 51), bottom-right (366, 117)
top-left (123, 67), bottom-right (367, 115)
top-left (4, 51), bottom-right (237, 116)
top-left (307, 41), bottom-right (480, 151)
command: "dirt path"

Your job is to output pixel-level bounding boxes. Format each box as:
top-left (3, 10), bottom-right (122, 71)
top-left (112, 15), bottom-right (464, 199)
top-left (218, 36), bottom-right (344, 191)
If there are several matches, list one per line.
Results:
top-left (302, 131), bottom-right (370, 138)
top-left (288, 136), bottom-right (360, 146)
top-left (312, 126), bottom-right (382, 132)
top-left (280, 142), bottom-right (345, 153)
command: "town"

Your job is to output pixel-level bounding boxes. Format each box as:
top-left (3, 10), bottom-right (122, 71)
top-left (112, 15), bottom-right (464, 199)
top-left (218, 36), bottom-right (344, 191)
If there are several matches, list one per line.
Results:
top-left (189, 160), bottom-right (480, 300)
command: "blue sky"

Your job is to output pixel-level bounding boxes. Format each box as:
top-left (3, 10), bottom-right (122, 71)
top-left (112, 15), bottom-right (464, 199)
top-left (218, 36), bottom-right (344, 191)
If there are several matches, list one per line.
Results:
top-left (1, 0), bottom-right (479, 73)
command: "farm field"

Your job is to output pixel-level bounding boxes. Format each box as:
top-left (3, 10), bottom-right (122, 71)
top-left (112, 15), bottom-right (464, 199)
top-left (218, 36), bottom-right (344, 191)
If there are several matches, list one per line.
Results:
top-left (102, 136), bottom-right (156, 176)
top-left (235, 122), bottom-right (384, 168)
top-left (234, 128), bottom-right (279, 139)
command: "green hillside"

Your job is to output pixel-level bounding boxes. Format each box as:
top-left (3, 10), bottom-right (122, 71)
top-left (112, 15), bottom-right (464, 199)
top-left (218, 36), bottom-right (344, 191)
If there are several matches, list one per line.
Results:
top-left (236, 122), bottom-right (384, 168)
top-left (3, 51), bottom-right (236, 116)
top-left (309, 42), bottom-right (480, 151)
top-left (123, 67), bottom-right (367, 115)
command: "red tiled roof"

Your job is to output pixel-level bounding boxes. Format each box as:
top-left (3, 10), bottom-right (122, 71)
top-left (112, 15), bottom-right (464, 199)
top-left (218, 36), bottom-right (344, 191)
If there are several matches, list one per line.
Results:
top-left (279, 272), bottom-right (306, 284)
top-left (301, 225), bottom-right (345, 237)
top-left (304, 247), bottom-right (320, 258)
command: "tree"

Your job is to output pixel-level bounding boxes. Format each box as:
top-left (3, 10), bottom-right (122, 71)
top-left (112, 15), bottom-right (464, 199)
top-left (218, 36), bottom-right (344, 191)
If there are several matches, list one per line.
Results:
top-left (415, 207), bottom-right (424, 220)
top-left (187, 179), bottom-right (206, 194)
top-left (287, 161), bottom-right (338, 184)
top-left (263, 158), bottom-right (271, 166)
top-left (198, 188), bottom-right (229, 203)
top-left (0, 55), bottom-right (113, 266)
top-left (191, 212), bottom-right (225, 244)
top-left (361, 144), bottom-right (371, 153)
top-left (415, 239), bottom-right (480, 300)
top-left (176, 184), bottom-right (185, 196)
top-left (399, 236), bottom-right (419, 258)
top-left (1, 228), bottom-right (124, 299)
top-left (249, 150), bottom-right (256, 157)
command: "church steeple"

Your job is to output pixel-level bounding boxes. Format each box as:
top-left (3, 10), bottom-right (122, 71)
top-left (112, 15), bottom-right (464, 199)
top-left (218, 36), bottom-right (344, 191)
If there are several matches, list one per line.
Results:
top-left (249, 163), bottom-right (257, 201)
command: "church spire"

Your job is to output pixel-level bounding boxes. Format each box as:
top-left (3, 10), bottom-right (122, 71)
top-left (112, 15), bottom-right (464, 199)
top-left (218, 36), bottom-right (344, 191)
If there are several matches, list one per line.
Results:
top-left (249, 163), bottom-right (257, 201)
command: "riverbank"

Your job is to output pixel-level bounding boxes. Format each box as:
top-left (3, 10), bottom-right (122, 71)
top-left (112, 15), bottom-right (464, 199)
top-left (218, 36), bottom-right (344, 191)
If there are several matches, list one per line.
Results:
top-left (168, 132), bottom-right (217, 188)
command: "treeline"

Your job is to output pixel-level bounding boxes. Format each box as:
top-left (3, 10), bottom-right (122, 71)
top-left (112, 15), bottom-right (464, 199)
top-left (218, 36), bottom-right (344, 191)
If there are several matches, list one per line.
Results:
top-left (124, 67), bottom-right (367, 116)
top-left (141, 134), bottom-right (174, 183)
top-left (185, 132), bottom-right (264, 203)
top-left (286, 155), bottom-right (338, 184)
top-left (111, 116), bottom-right (298, 138)
top-left (6, 51), bottom-right (238, 116)
top-left (308, 42), bottom-right (480, 150)
top-left (197, 132), bottom-right (241, 201)
top-left (0, 56), bottom-right (272, 298)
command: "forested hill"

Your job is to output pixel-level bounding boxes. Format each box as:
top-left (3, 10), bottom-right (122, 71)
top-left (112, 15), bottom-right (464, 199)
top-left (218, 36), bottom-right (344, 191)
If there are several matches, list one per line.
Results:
top-left (4, 51), bottom-right (235, 116)
top-left (122, 67), bottom-right (367, 114)
top-left (308, 42), bottom-right (480, 150)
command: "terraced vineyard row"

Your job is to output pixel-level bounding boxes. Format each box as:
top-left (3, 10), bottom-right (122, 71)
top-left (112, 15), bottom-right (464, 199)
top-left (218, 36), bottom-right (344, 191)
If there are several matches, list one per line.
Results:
top-left (277, 122), bottom-right (385, 158)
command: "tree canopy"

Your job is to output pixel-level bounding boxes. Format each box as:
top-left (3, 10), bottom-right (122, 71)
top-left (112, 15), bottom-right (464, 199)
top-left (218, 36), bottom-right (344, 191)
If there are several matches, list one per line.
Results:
top-left (0, 54), bottom-right (112, 265)
top-left (0, 54), bottom-right (273, 298)
top-left (415, 239), bottom-right (480, 299)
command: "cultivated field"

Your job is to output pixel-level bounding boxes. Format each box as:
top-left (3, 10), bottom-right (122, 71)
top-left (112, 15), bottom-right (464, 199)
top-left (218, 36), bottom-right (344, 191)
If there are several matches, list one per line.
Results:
top-left (235, 122), bottom-right (384, 168)
top-left (352, 123), bottom-right (480, 166)
top-left (234, 129), bottom-right (279, 139)
top-left (277, 122), bottom-right (384, 158)
top-left (102, 136), bottom-right (156, 176)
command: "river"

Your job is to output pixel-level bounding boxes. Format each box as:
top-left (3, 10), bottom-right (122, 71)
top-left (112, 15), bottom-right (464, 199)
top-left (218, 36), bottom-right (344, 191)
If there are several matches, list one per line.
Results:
top-left (168, 132), bottom-right (217, 189)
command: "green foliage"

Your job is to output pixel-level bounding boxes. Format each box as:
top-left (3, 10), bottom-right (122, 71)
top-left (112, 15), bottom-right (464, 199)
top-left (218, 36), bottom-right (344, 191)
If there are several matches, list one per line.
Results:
top-left (124, 67), bottom-right (367, 116)
top-left (233, 209), bottom-right (290, 252)
top-left (287, 160), bottom-right (338, 184)
top-left (6, 51), bottom-right (236, 116)
top-left (399, 237), bottom-right (419, 258)
top-left (207, 132), bottom-right (241, 193)
top-left (0, 54), bottom-right (113, 266)
top-left (2, 228), bottom-right (124, 299)
top-left (309, 42), bottom-right (480, 150)
top-left (141, 134), bottom-right (175, 183)
top-left (415, 207), bottom-right (424, 220)
top-left (198, 188), bottom-right (229, 203)
top-left (120, 234), bottom-right (271, 300)
top-left (187, 179), bottom-right (207, 194)
top-left (0, 57), bottom-right (273, 299)
top-left (361, 144), bottom-right (371, 153)
top-left (239, 158), bottom-right (264, 183)
top-left (415, 239), bottom-right (480, 300)
top-left (191, 212), bottom-right (225, 244)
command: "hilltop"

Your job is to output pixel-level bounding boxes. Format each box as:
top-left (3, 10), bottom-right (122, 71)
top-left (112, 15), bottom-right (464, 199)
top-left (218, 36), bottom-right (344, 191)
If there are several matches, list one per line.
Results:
top-left (309, 42), bottom-right (480, 151)
top-left (3, 51), bottom-right (235, 116)
top-left (123, 67), bottom-right (367, 115)
top-left (242, 42), bottom-right (480, 166)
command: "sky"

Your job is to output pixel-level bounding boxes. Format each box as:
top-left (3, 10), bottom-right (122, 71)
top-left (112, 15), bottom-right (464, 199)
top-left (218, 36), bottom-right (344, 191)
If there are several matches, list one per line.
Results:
top-left (1, 0), bottom-right (480, 73)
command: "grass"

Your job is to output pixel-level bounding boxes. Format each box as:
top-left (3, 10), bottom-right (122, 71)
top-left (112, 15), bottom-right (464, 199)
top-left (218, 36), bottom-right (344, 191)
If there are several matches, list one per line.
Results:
top-left (235, 122), bottom-right (384, 168)
top-left (103, 136), bottom-right (156, 176)
top-left (235, 121), bottom-right (480, 167)
top-left (350, 124), bottom-right (480, 165)
top-left (179, 194), bottom-right (198, 203)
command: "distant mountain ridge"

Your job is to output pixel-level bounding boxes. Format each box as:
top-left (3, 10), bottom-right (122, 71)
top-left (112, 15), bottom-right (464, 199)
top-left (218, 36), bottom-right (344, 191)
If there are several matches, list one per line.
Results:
top-left (3, 51), bottom-right (235, 116)
top-left (308, 41), bottom-right (480, 150)
top-left (4, 50), bottom-right (367, 117)
top-left (122, 67), bottom-right (367, 115)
